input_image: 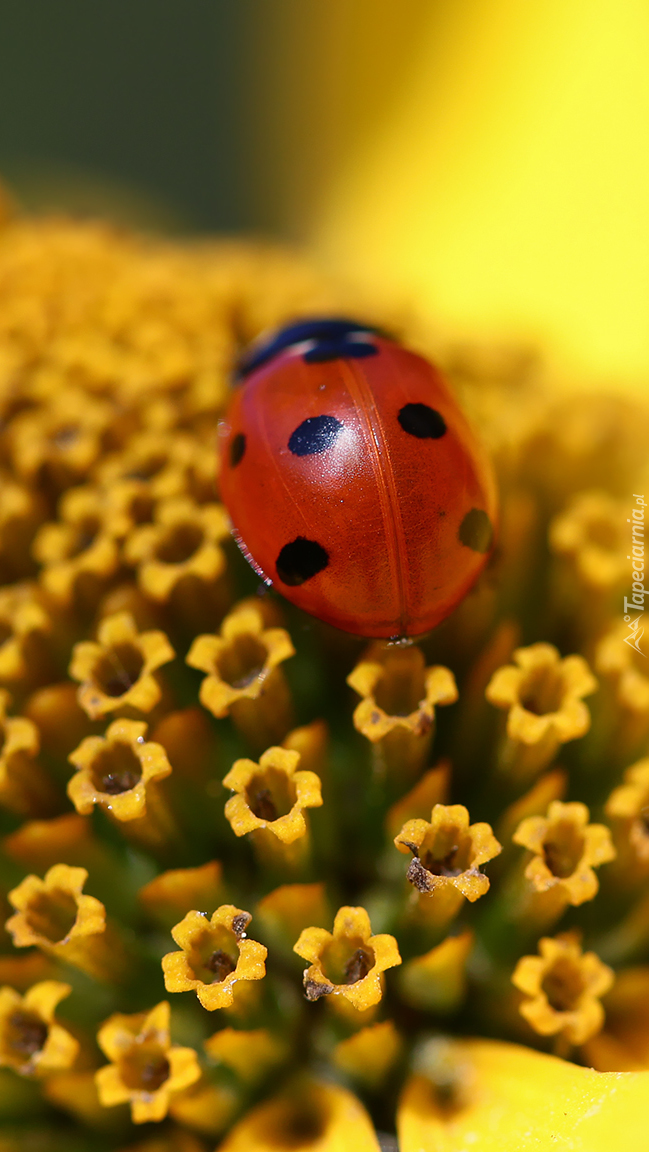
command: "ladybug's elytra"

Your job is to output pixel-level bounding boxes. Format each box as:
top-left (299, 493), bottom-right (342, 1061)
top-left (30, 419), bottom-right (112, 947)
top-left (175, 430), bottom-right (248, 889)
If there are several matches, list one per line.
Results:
top-left (219, 318), bottom-right (497, 639)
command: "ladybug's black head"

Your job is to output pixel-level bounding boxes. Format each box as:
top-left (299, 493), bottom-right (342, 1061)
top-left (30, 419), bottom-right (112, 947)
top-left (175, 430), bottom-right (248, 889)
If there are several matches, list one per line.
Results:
top-left (234, 317), bottom-right (383, 380)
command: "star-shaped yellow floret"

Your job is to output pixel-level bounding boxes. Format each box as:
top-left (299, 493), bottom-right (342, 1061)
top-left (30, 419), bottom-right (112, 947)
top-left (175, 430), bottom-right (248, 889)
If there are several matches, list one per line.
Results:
top-left (294, 906), bottom-right (401, 1011)
top-left (223, 746), bottom-right (322, 845)
top-left (0, 980), bottom-right (78, 1077)
top-left (67, 717), bottom-right (172, 822)
top-left (187, 602), bottom-right (295, 717)
top-left (124, 496), bottom-right (229, 600)
top-left (394, 803), bottom-right (502, 901)
top-left (347, 644), bottom-right (458, 742)
top-left (512, 932), bottom-right (614, 1045)
top-left (95, 1000), bottom-right (200, 1123)
top-left (549, 490), bottom-right (628, 589)
top-left (486, 642), bottom-right (597, 746)
top-left (6, 864), bottom-right (105, 950)
top-left (162, 905), bottom-right (267, 1011)
top-left (596, 618), bottom-right (649, 715)
top-left (69, 611), bottom-right (175, 720)
top-left (513, 800), bottom-right (615, 905)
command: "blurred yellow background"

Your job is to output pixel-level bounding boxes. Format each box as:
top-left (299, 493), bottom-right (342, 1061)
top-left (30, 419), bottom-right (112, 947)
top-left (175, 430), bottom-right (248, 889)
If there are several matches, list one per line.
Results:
top-left (305, 0), bottom-right (649, 394)
top-left (1, 1), bottom-right (648, 393)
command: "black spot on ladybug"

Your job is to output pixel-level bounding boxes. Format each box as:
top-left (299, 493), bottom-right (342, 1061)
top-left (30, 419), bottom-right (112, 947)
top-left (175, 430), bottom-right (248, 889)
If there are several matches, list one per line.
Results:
top-left (459, 509), bottom-right (493, 553)
top-left (276, 538), bottom-right (329, 586)
top-left (398, 403), bottom-right (447, 439)
top-left (288, 415), bottom-right (343, 456)
top-left (230, 432), bottom-right (246, 467)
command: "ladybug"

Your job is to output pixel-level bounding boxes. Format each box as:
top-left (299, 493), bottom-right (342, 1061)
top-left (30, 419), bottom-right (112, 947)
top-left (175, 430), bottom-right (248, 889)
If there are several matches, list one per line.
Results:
top-left (219, 318), bottom-right (497, 639)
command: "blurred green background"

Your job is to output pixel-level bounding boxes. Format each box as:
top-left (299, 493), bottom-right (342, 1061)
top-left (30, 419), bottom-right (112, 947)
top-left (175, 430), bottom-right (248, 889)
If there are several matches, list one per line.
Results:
top-left (0, 1), bottom-right (256, 232)
top-left (0, 0), bottom-right (430, 239)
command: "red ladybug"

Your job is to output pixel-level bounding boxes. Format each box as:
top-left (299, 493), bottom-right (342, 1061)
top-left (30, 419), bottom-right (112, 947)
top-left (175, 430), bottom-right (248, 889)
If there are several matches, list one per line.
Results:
top-left (219, 318), bottom-right (497, 638)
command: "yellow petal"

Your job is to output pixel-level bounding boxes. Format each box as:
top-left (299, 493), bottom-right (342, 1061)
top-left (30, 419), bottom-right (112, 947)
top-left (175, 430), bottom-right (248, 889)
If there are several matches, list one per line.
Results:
top-left (95, 1063), bottom-right (131, 1107)
top-left (256, 883), bottom-right (330, 954)
top-left (204, 1027), bottom-right (287, 1083)
top-left (161, 949), bottom-right (195, 993)
top-left (166, 1045), bottom-right (202, 1094)
top-left (399, 931), bottom-right (473, 1013)
top-left (332, 905), bottom-right (372, 941)
top-left (39, 1021), bottom-right (79, 1074)
top-left (138, 860), bottom-right (224, 930)
top-left (398, 1039), bottom-right (649, 1152)
top-left (195, 980), bottom-right (236, 1011)
top-left (293, 925), bottom-right (332, 964)
top-left (22, 979), bottom-right (71, 1021)
top-left (217, 1079), bottom-right (380, 1152)
top-left (168, 1076), bottom-right (239, 1136)
top-left (333, 1020), bottom-right (402, 1088)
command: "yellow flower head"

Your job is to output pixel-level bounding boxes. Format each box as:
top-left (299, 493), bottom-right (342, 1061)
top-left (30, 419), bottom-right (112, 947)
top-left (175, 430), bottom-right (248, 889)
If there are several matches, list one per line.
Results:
top-left (6, 863), bottom-right (105, 950)
top-left (347, 644), bottom-right (458, 742)
top-left (398, 1038), bottom-right (649, 1151)
top-left (596, 618), bottom-right (649, 715)
top-left (162, 905), bottom-right (267, 1010)
top-left (106, 423), bottom-right (216, 488)
top-left (513, 800), bottom-right (615, 904)
top-left (516, 395), bottom-right (647, 506)
top-left (2, 811), bottom-right (100, 878)
top-left (67, 717), bottom-right (172, 821)
top-left (549, 490), bottom-right (627, 589)
top-left (1, 204), bottom-right (648, 1147)
top-left (399, 930), bottom-right (474, 1015)
top-left (255, 882), bottom-right (330, 958)
top-left (69, 610), bottom-right (175, 719)
top-left (512, 932), bottom-right (614, 1045)
top-left (332, 1020), bottom-right (403, 1089)
top-left (223, 746), bottom-right (322, 844)
top-left (606, 758), bottom-right (649, 863)
top-left (486, 642), bottom-right (598, 745)
top-left (0, 473), bottom-right (42, 584)
top-left (33, 484), bottom-right (121, 604)
top-left (0, 583), bottom-right (51, 686)
top-left (217, 1079), bottom-right (380, 1152)
top-left (187, 601), bottom-right (295, 717)
top-left (124, 496), bottom-right (229, 600)
top-left (583, 966), bottom-right (649, 1071)
top-left (138, 860), bottom-right (224, 930)
top-left (294, 905), bottom-right (401, 1010)
top-left (8, 388), bottom-right (114, 491)
top-left (95, 1000), bottom-right (200, 1123)
top-left (97, 428), bottom-right (194, 497)
top-left (0, 690), bottom-right (40, 809)
top-left (0, 980), bottom-right (78, 1077)
top-left (97, 476), bottom-right (157, 542)
top-left (173, 436), bottom-right (219, 505)
top-left (394, 803), bottom-right (502, 901)
top-left (548, 488), bottom-right (636, 589)
top-left (204, 1026), bottom-right (287, 1084)
top-left (0, 954), bottom-right (54, 992)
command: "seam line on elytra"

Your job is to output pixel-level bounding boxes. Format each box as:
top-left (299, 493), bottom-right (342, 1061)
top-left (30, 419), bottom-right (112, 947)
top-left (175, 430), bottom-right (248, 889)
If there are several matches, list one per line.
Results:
top-left (341, 355), bottom-right (410, 635)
